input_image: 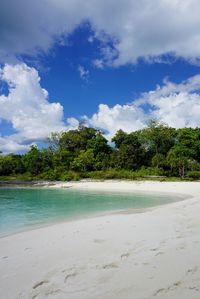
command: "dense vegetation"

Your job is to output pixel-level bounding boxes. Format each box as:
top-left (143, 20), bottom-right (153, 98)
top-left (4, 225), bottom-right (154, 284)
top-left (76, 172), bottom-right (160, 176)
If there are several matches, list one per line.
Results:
top-left (1, 120), bottom-right (200, 181)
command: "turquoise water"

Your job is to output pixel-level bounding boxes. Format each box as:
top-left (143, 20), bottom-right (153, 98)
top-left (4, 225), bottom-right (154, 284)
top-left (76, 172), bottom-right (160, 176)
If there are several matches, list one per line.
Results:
top-left (0, 187), bottom-right (185, 237)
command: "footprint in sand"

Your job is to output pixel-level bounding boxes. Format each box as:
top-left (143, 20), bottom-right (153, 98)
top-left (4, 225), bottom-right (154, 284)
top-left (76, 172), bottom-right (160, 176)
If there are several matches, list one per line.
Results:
top-left (186, 266), bottom-right (198, 275)
top-left (1, 255), bottom-right (8, 259)
top-left (153, 288), bottom-right (165, 296)
top-left (24, 247), bottom-right (32, 251)
top-left (33, 280), bottom-right (49, 289)
top-left (64, 272), bottom-right (77, 283)
top-left (188, 286), bottom-right (199, 291)
top-left (31, 279), bottom-right (64, 299)
top-left (31, 286), bottom-right (62, 299)
top-left (155, 251), bottom-right (164, 256)
top-left (150, 248), bottom-right (159, 252)
top-left (153, 281), bottom-right (181, 297)
top-left (102, 262), bottom-right (119, 269)
top-left (120, 252), bottom-right (130, 259)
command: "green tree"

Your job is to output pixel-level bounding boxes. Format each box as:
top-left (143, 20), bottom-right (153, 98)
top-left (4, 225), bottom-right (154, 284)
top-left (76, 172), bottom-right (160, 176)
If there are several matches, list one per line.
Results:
top-left (112, 130), bottom-right (128, 148)
top-left (140, 120), bottom-right (176, 168)
top-left (176, 128), bottom-right (200, 162)
top-left (53, 148), bottom-right (72, 169)
top-left (23, 145), bottom-right (43, 175)
top-left (40, 148), bottom-right (54, 171)
top-left (71, 149), bottom-right (95, 172)
top-left (0, 155), bottom-right (14, 175)
top-left (152, 153), bottom-right (166, 169)
top-left (0, 154), bottom-right (24, 175)
top-left (11, 154), bottom-right (25, 174)
top-left (167, 145), bottom-right (190, 178)
top-left (87, 133), bottom-right (111, 169)
top-left (58, 127), bottom-right (99, 153)
top-left (112, 132), bottom-right (145, 170)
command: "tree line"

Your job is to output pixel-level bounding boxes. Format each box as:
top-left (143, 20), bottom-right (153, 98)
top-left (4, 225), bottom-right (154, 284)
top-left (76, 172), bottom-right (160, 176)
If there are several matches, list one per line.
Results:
top-left (1, 120), bottom-right (200, 180)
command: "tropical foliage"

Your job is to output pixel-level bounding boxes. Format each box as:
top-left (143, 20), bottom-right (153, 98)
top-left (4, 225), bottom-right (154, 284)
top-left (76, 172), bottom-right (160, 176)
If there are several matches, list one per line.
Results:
top-left (1, 121), bottom-right (200, 180)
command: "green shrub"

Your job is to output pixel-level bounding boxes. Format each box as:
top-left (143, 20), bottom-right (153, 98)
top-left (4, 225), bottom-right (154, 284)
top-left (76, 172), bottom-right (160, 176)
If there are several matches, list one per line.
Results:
top-left (186, 171), bottom-right (200, 180)
top-left (136, 167), bottom-right (165, 177)
top-left (84, 169), bottom-right (138, 180)
top-left (39, 169), bottom-right (60, 180)
top-left (60, 171), bottom-right (80, 181)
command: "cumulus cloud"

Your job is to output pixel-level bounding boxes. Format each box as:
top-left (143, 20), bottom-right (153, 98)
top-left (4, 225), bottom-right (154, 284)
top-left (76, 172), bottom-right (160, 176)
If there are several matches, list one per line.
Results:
top-left (0, 63), bottom-right (68, 153)
top-left (1, 63), bottom-right (200, 153)
top-left (1, 0), bottom-right (200, 65)
top-left (84, 75), bottom-right (200, 138)
top-left (0, 136), bottom-right (29, 154)
top-left (138, 76), bottom-right (200, 128)
top-left (85, 104), bottom-right (147, 139)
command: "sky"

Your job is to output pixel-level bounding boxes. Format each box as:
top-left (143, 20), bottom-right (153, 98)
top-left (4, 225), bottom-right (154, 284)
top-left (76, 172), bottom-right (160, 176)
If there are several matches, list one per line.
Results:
top-left (1, 0), bottom-right (200, 153)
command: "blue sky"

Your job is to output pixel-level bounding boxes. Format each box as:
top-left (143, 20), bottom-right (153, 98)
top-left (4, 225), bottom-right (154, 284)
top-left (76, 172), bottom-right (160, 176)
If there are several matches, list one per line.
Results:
top-left (23, 24), bottom-right (200, 119)
top-left (1, 0), bottom-right (200, 153)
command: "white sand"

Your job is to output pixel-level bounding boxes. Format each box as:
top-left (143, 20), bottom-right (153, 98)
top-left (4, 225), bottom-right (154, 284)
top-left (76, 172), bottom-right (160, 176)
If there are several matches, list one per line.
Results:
top-left (1, 181), bottom-right (200, 299)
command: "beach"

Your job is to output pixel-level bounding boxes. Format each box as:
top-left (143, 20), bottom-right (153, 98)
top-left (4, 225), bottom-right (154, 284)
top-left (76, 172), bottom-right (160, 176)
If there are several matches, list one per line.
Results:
top-left (0, 181), bottom-right (200, 299)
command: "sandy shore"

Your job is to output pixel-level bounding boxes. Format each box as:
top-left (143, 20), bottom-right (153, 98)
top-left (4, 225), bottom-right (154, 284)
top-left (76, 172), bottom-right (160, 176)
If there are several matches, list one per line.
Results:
top-left (1, 181), bottom-right (200, 299)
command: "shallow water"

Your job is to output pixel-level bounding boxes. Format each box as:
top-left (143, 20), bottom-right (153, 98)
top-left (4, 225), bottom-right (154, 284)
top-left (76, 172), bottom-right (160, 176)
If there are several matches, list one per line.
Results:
top-left (0, 187), bottom-right (186, 237)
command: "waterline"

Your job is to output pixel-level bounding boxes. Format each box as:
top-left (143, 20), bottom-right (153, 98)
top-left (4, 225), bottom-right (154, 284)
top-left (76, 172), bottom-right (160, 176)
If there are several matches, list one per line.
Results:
top-left (0, 187), bottom-right (186, 237)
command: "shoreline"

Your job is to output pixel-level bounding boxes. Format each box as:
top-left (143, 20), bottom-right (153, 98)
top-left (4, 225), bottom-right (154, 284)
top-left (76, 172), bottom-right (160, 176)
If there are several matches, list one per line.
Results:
top-left (0, 177), bottom-right (198, 187)
top-left (0, 193), bottom-right (188, 240)
top-left (50, 179), bottom-right (199, 196)
top-left (0, 181), bottom-right (189, 239)
top-left (1, 181), bottom-right (200, 298)
top-left (0, 178), bottom-right (198, 196)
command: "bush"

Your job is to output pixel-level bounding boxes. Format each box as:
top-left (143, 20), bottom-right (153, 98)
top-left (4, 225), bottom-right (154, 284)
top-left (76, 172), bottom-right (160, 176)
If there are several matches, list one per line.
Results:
top-left (136, 167), bottom-right (165, 177)
top-left (186, 171), bottom-right (200, 180)
top-left (60, 171), bottom-right (80, 181)
top-left (39, 169), bottom-right (60, 180)
top-left (84, 169), bottom-right (138, 180)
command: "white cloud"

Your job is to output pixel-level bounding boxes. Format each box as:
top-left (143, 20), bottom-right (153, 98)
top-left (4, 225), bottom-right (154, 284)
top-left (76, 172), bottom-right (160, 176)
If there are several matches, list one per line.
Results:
top-left (1, 63), bottom-right (200, 153)
top-left (66, 117), bottom-right (80, 129)
top-left (92, 59), bottom-right (104, 69)
top-left (83, 75), bottom-right (200, 138)
top-left (85, 104), bottom-right (146, 139)
top-left (78, 65), bottom-right (89, 81)
top-left (1, 0), bottom-right (200, 65)
top-left (139, 76), bottom-right (200, 128)
top-left (0, 63), bottom-right (68, 153)
top-left (0, 0), bottom-right (85, 63)
top-left (0, 136), bottom-right (29, 153)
